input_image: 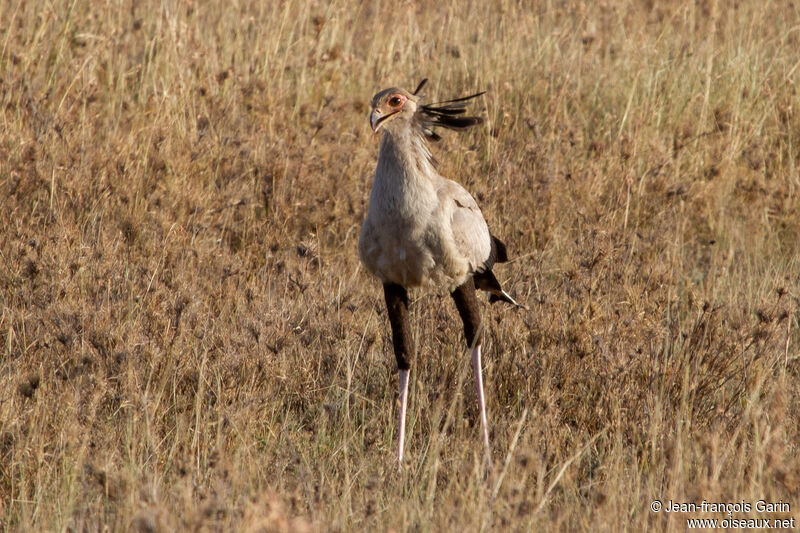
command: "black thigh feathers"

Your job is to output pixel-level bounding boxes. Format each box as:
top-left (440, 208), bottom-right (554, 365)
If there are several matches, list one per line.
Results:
top-left (384, 283), bottom-right (414, 370)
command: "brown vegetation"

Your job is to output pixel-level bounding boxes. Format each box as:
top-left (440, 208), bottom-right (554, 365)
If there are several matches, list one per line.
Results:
top-left (1, 0), bottom-right (798, 530)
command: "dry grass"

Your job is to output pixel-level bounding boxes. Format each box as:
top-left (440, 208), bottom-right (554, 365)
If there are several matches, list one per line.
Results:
top-left (1, 0), bottom-right (799, 531)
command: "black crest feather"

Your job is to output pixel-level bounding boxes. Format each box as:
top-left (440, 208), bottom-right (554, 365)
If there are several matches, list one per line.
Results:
top-left (415, 81), bottom-right (485, 139)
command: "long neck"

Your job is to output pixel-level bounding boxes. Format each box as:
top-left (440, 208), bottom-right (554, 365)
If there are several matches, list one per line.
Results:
top-left (371, 127), bottom-right (438, 215)
top-left (374, 123), bottom-right (437, 196)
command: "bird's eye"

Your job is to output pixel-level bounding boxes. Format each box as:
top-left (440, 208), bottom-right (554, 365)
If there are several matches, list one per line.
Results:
top-left (388, 96), bottom-right (403, 107)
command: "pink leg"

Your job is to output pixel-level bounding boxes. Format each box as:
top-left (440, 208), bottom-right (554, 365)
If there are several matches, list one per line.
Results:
top-left (472, 345), bottom-right (491, 456)
top-left (397, 368), bottom-right (410, 466)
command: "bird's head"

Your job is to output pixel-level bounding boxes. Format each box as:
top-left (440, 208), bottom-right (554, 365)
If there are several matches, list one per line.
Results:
top-left (368, 79), bottom-right (485, 139)
top-left (369, 87), bottom-right (419, 133)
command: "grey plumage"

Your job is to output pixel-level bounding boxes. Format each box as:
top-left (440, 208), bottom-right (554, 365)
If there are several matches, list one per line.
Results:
top-left (360, 81), bottom-right (520, 304)
top-left (359, 80), bottom-right (522, 466)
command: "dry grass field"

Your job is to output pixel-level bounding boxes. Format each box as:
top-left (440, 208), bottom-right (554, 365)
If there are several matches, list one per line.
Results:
top-left (2, 0), bottom-right (799, 530)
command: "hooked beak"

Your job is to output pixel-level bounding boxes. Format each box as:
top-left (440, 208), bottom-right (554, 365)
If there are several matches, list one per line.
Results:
top-left (369, 108), bottom-right (398, 133)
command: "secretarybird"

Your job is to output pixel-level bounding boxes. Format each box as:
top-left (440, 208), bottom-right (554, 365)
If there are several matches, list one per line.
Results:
top-left (359, 79), bottom-right (522, 466)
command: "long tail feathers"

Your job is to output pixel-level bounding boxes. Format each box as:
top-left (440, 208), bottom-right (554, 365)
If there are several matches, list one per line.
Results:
top-left (487, 289), bottom-right (526, 309)
top-left (473, 268), bottom-right (526, 309)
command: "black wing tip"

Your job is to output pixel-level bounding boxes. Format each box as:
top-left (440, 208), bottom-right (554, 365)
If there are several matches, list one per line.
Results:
top-left (473, 236), bottom-right (508, 278)
top-left (491, 235), bottom-right (508, 263)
